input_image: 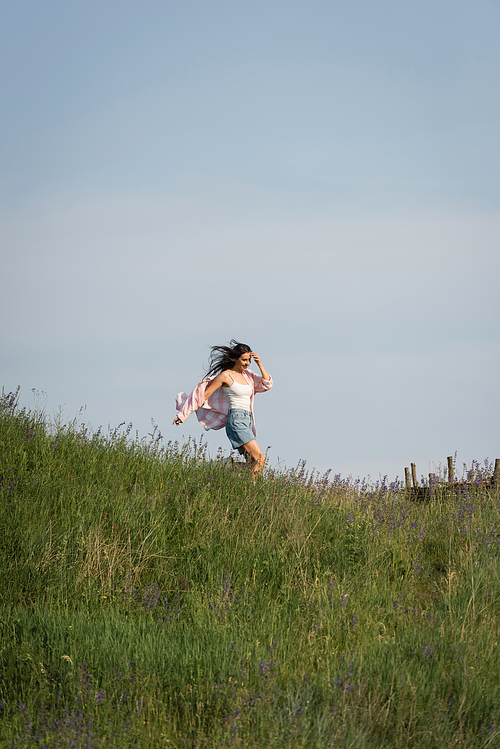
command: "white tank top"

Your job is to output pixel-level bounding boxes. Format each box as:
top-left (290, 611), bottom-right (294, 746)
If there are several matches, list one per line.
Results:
top-left (225, 374), bottom-right (252, 411)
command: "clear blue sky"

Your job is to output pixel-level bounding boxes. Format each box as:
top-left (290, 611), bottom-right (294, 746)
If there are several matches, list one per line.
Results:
top-left (2, 0), bottom-right (499, 481)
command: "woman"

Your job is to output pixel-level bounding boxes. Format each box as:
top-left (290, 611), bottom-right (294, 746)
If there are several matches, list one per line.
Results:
top-left (173, 341), bottom-right (272, 478)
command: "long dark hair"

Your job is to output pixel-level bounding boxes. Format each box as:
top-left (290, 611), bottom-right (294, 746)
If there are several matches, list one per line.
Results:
top-left (205, 340), bottom-right (252, 378)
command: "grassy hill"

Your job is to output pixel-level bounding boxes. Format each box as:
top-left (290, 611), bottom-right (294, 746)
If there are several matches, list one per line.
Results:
top-left (1, 388), bottom-right (499, 748)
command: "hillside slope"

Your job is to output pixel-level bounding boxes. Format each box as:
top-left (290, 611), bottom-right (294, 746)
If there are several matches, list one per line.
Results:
top-left (1, 389), bottom-right (499, 748)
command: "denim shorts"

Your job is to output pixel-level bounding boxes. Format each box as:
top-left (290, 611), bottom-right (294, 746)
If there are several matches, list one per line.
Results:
top-left (225, 409), bottom-right (255, 450)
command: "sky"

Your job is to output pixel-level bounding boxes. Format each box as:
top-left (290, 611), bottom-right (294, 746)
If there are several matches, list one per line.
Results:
top-left (2, 0), bottom-right (499, 482)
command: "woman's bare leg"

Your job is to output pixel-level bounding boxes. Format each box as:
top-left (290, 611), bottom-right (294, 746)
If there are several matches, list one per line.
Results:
top-left (240, 439), bottom-right (265, 478)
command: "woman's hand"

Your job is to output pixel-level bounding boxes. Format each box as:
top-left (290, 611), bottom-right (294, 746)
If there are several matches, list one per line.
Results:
top-left (251, 352), bottom-right (261, 366)
top-left (251, 353), bottom-right (271, 381)
top-left (173, 417), bottom-right (182, 425)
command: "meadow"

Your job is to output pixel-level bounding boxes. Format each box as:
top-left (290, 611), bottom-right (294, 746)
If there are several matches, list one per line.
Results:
top-left (1, 387), bottom-right (499, 748)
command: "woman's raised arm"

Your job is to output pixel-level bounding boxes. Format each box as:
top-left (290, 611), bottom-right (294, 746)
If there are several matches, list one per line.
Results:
top-left (251, 353), bottom-right (271, 382)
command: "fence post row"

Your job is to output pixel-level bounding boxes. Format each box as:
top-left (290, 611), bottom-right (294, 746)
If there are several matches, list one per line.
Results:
top-left (403, 456), bottom-right (500, 498)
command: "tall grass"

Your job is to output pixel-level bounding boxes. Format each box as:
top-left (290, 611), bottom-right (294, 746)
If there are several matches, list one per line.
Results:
top-left (1, 387), bottom-right (500, 748)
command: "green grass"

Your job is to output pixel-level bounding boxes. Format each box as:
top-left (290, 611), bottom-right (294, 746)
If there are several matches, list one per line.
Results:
top-left (1, 387), bottom-right (500, 747)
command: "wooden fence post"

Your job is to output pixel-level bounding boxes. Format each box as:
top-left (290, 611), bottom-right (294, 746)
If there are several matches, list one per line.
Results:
top-left (493, 459), bottom-right (500, 491)
top-left (411, 463), bottom-right (418, 489)
top-left (405, 467), bottom-right (411, 491)
top-left (447, 456), bottom-right (454, 484)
